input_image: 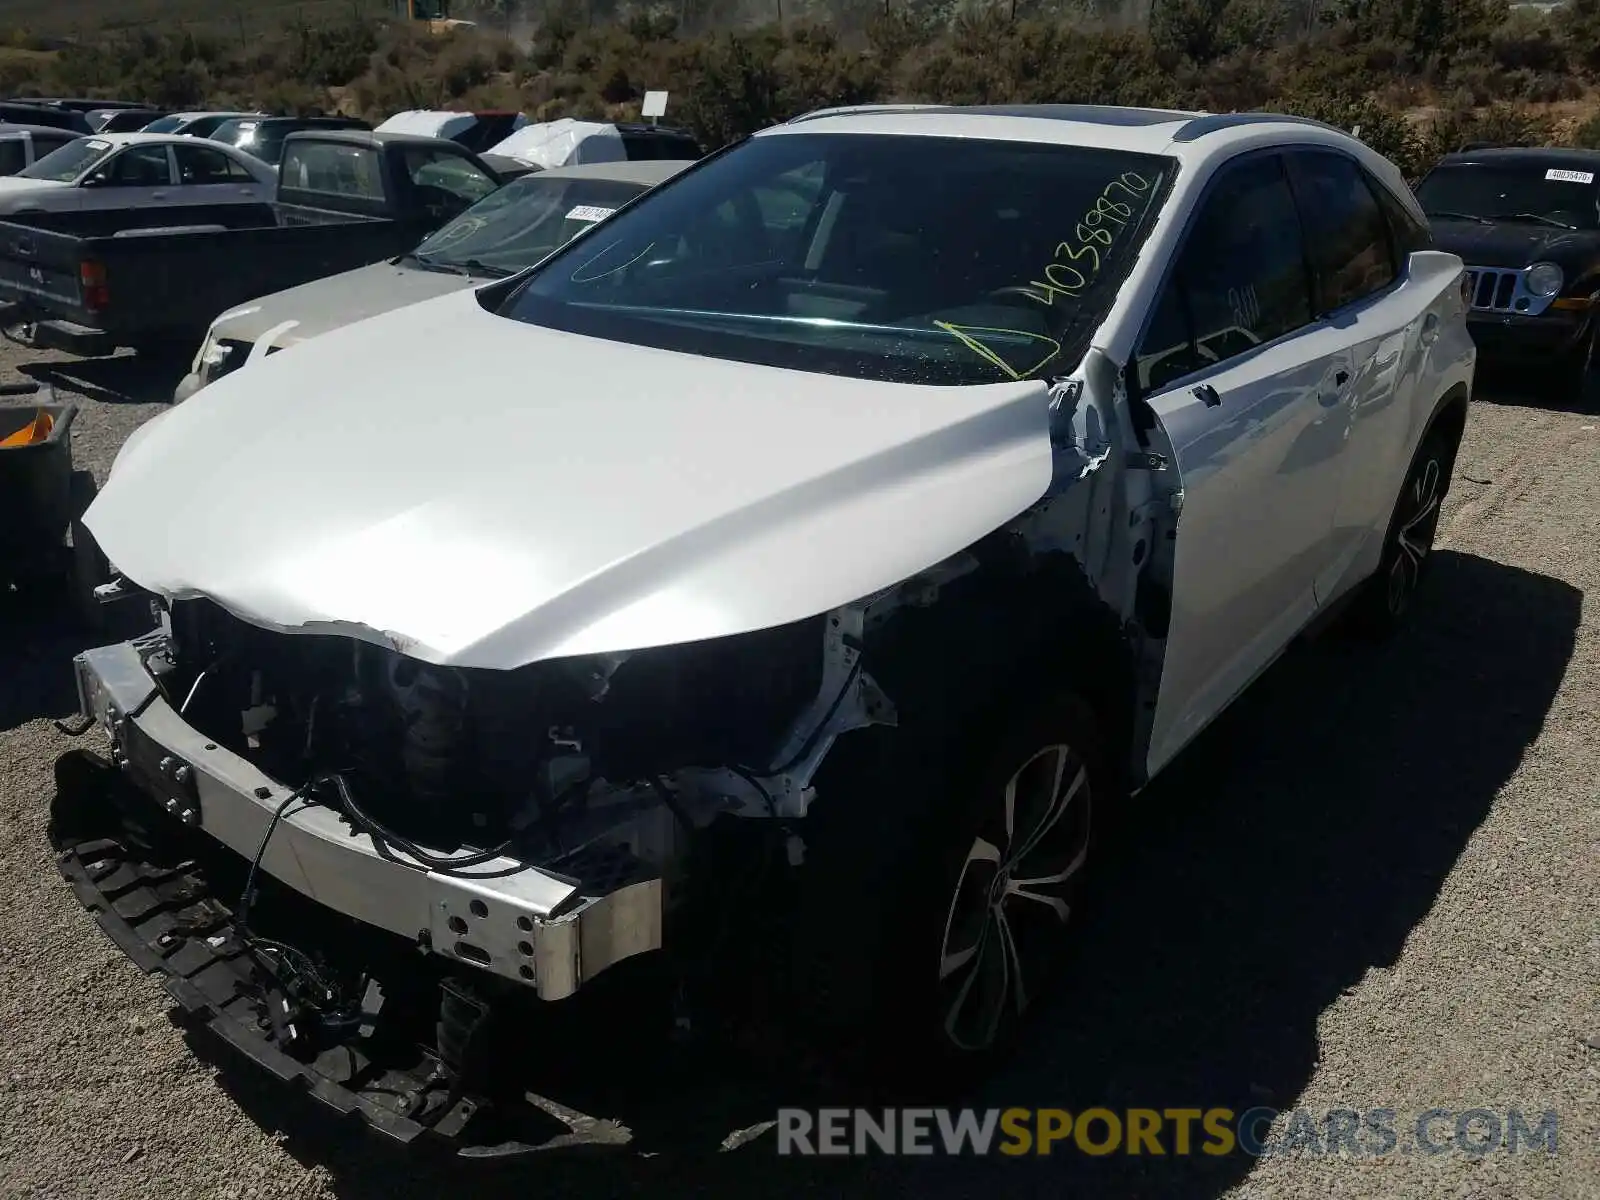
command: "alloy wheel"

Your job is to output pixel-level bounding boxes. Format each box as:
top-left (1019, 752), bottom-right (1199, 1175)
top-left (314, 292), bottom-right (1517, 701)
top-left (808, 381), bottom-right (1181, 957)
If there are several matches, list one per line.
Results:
top-left (1386, 453), bottom-right (1443, 618)
top-left (936, 742), bottom-right (1091, 1053)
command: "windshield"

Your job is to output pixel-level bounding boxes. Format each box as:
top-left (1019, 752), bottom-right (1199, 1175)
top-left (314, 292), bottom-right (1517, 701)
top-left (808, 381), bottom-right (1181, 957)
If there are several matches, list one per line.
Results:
top-left (500, 133), bottom-right (1172, 385)
top-left (1416, 164), bottom-right (1600, 229)
top-left (17, 137), bottom-right (114, 182)
top-left (142, 115), bottom-right (185, 134)
top-left (413, 174), bottom-right (653, 276)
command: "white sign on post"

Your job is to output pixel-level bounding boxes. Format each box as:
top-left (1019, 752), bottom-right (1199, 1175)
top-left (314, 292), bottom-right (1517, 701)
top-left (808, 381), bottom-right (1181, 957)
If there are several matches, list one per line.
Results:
top-left (642, 91), bottom-right (669, 120)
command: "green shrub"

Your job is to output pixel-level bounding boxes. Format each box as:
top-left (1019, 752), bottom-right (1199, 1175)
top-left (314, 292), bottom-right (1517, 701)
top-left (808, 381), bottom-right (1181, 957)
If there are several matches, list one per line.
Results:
top-left (1572, 111), bottom-right (1600, 148)
top-left (3, 3), bottom-right (1596, 174)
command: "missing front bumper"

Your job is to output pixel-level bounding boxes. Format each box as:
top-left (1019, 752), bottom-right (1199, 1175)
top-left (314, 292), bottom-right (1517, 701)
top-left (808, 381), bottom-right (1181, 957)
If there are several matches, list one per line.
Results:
top-left (70, 639), bottom-right (664, 1002)
top-left (52, 745), bottom-right (693, 1156)
top-left (49, 788), bottom-right (435, 1145)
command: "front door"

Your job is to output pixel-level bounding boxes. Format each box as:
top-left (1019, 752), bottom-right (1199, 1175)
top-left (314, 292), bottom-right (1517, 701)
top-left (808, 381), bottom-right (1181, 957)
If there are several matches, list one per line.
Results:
top-left (1134, 151), bottom-right (1355, 775)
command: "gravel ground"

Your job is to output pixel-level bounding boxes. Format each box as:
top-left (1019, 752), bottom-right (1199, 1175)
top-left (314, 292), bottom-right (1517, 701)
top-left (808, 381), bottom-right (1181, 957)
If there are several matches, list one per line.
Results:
top-left (1, 342), bottom-right (1597, 1200)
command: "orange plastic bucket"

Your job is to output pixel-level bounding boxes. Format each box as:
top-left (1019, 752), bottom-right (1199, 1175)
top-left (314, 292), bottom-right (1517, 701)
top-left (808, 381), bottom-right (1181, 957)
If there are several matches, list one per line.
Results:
top-left (0, 408), bottom-right (53, 449)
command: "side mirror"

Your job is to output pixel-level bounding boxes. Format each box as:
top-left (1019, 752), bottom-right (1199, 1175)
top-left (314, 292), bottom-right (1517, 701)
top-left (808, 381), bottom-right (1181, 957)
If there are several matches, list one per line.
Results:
top-left (80, 172), bottom-right (108, 189)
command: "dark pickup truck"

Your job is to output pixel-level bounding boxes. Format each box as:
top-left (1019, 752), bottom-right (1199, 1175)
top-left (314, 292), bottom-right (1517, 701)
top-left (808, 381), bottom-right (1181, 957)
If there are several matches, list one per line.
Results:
top-left (0, 129), bottom-right (503, 358)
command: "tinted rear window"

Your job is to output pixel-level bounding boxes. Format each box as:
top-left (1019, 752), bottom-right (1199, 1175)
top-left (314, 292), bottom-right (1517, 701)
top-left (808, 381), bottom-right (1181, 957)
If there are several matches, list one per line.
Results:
top-left (622, 133), bottom-right (702, 161)
top-left (280, 141), bottom-right (384, 200)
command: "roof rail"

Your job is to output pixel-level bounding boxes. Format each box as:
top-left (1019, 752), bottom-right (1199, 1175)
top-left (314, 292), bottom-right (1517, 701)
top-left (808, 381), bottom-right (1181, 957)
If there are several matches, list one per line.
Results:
top-left (1171, 111), bottom-right (1351, 143)
top-left (785, 104), bottom-right (951, 125)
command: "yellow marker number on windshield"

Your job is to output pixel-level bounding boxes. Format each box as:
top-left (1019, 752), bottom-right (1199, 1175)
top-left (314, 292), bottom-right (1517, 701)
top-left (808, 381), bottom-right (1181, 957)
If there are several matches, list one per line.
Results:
top-left (938, 170), bottom-right (1150, 379)
top-left (934, 322), bottom-right (1062, 382)
top-left (1020, 171), bottom-right (1151, 307)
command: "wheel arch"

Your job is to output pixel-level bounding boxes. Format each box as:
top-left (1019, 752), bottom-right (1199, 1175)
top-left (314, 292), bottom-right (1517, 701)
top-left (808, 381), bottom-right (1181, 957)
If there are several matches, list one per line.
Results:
top-left (1424, 381), bottom-right (1470, 477)
top-left (854, 544), bottom-right (1139, 796)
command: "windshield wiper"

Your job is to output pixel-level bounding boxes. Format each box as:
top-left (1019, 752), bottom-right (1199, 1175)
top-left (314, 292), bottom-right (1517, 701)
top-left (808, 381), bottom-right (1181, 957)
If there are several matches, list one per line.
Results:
top-left (400, 251), bottom-right (510, 278)
top-left (1501, 212), bottom-right (1576, 229)
top-left (402, 251), bottom-right (473, 277)
top-left (453, 258), bottom-right (512, 279)
top-left (1423, 209), bottom-right (1493, 225)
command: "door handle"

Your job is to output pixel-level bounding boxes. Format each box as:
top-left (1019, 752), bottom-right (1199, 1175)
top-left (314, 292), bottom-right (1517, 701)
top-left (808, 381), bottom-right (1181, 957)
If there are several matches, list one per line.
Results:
top-left (150, 191), bottom-right (167, 200)
top-left (1193, 383), bottom-right (1221, 408)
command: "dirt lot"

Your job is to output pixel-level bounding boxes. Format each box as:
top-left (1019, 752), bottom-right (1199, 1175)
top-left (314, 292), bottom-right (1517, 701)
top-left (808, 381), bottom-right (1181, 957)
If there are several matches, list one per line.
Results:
top-left (0, 343), bottom-right (1597, 1200)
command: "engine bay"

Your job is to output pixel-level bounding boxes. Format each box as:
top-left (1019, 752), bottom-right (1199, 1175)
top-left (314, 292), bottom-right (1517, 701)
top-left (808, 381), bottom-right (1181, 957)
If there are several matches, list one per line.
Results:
top-left (150, 596), bottom-right (834, 873)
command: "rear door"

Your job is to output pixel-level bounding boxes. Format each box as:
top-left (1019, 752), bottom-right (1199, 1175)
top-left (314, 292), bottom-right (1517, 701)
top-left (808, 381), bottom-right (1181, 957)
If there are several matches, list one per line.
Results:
top-left (75, 142), bottom-right (176, 212)
top-left (1285, 148), bottom-right (1446, 605)
top-left (172, 142), bottom-right (266, 209)
top-left (1134, 151), bottom-right (1356, 775)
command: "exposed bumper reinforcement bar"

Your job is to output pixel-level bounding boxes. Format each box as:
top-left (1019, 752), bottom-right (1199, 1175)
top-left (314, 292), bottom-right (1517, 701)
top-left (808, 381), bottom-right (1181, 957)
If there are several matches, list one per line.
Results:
top-left (71, 639), bottom-right (663, 1002)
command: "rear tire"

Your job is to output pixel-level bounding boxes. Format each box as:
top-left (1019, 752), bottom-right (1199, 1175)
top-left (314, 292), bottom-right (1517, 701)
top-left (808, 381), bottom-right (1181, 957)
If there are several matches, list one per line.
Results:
top-left (1348, 424), bottom-right (1455, 638)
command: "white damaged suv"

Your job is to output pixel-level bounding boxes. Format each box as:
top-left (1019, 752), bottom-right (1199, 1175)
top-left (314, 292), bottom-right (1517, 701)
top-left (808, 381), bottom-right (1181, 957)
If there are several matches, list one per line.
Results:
top-left (57, 104), bottom-right (1474, 1145)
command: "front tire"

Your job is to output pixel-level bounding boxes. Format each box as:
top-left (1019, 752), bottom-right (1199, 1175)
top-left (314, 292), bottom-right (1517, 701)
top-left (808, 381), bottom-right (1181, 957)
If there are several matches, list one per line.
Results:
top-left (1554, 316), bottom-right (1600, 411)
top-left (793, 686), bottom-right (1107, 1089)
top-left (934, 709), bottom-right (1096, 1058)
top-left (67, 470), bottom-right (109, 633)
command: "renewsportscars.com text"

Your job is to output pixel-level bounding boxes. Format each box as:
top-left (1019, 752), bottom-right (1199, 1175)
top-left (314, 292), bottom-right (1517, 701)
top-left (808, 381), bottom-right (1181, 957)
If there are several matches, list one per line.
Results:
top-left (775, 1107), bottom-right (1559, 1157)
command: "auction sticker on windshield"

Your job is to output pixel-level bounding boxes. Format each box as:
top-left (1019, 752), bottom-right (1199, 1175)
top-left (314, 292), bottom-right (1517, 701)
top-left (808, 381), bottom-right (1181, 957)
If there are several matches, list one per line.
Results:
top-left (1545, 169), bottom-right (1595, 184)
top-left (566, 205), bottom-right (616, 223)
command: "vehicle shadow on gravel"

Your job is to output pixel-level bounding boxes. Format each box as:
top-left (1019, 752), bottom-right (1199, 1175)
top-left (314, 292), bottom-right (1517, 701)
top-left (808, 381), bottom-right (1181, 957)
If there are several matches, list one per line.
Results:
top-left (1472, 367), bottom-right (1593, 413)
top-left (181, 549), bottom-right (1579, 1200)
top-left (18, 352), bottom-right (185, 407)
top-left (0, 589), bottom-right (101, 731)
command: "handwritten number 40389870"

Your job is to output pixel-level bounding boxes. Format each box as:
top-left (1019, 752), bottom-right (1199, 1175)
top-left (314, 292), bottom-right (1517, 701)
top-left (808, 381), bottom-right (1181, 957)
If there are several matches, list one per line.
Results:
top-left (1021, 172), bottom-right (1151, 308)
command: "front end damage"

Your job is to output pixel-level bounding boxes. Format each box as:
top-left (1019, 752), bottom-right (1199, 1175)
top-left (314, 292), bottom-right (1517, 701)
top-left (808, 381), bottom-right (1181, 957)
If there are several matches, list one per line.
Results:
top-left (52, 589), bottom-right (907, 1150)
top-left (50, 344), bottom-right (1184, 1152)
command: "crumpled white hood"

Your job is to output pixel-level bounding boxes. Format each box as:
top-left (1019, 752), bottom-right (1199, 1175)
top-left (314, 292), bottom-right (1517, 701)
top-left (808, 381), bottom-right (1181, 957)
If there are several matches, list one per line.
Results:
top-left (90, 288), bottom-right (1055, 669)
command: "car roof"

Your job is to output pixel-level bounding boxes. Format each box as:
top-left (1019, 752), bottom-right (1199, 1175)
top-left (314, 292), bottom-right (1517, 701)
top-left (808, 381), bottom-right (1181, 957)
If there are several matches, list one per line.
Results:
top-left (1431, 147), bottom-right (1600, 170)
top-left (80, 131), bottom-right (255, 154)
top-left (169, 110), bottom-right (266, 121)
top-left (22, 97), bottom-right (146, 110)
top-left (0, 123), bottom-right (83, 138)
top-left (82, 131), bottom-right (191, 146)
top-left (234, 116), bottom-right (361, 126)
top-left (530, 159), bottom-right (696, 185)
top-left (765, 104), bottom-right (1365, 165)
top-left (613, 122), bottom-right (700, 137)
top-left (283, 128), bottom-right (467, 150)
